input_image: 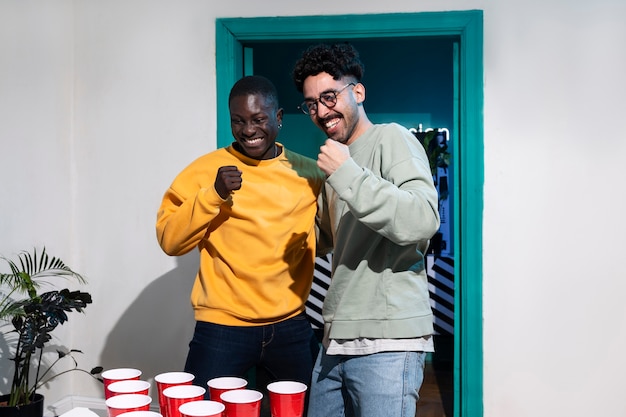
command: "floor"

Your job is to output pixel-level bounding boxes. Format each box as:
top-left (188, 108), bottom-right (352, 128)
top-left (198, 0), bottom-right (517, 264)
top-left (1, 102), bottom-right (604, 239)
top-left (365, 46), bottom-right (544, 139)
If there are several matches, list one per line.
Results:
top-left (416, 359), bottom-right (454, 417)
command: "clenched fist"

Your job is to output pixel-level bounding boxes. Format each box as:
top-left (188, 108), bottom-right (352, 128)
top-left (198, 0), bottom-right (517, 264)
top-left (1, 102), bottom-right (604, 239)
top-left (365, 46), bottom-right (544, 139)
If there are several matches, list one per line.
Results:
top-left (317, 139), bottom-right (350, 176)
top-left (215, 165), bottom-right (242, 199)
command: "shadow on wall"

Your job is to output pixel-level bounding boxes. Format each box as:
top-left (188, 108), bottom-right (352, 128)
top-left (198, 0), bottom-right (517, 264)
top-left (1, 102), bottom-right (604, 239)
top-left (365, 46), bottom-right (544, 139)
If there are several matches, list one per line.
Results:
top-left (0, 325), bottom-right (15, 394)
top-left (100, 251), bottom-right (199, 387)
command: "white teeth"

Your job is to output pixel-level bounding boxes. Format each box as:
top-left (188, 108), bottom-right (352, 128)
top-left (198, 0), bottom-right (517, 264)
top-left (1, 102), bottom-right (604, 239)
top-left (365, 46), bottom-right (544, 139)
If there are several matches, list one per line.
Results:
top-left (325, 119), bottom-right (340, 129)
top-left (245, 138), bottom-right (263, 144)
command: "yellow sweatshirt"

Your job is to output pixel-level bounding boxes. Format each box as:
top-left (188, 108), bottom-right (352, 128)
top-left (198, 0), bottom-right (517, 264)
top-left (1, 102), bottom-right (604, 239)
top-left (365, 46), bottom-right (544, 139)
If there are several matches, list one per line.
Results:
top-left (156, 143), bottom-right (325, 326)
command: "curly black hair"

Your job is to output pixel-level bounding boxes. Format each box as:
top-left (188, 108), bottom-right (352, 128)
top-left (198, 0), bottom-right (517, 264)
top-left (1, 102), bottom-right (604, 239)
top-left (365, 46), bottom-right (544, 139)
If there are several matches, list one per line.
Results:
top-left (292, 43), bottom-right (365, 93)
top-left (229, 75), bottom-right (280, 110)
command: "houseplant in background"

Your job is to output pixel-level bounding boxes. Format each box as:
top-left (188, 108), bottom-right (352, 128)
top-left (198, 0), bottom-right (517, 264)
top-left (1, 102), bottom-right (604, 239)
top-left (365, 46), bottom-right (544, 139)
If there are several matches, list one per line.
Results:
top-left (419, 129), bottom-right (451, 190)
top-left (0, 247), bottom-right (102, 416)
top-left (415, 128), bottom-right (451, 256)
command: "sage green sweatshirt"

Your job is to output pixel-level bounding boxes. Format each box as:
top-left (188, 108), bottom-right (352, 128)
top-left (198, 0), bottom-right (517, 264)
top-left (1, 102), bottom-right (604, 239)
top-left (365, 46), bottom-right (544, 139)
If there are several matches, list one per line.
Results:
top-left (319, 123), bottom-right (440, 340)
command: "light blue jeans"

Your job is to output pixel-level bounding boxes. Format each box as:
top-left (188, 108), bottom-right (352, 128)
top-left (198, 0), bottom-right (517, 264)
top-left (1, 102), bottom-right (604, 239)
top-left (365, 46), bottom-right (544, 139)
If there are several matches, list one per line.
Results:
top-left (307, 348), bottom-right (426, 417)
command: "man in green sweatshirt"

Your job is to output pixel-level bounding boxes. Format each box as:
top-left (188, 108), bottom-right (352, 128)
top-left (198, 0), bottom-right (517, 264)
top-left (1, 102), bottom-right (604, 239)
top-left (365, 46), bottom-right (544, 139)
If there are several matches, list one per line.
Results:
top-left (293, 43), bottom-right (441, 417)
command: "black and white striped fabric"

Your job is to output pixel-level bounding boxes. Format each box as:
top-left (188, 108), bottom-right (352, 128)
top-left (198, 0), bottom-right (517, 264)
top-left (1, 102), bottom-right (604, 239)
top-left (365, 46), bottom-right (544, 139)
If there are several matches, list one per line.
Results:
top-left (427, 255), bottom-right (455, 335)
top-left (305, 254), bottom-right (332, 329)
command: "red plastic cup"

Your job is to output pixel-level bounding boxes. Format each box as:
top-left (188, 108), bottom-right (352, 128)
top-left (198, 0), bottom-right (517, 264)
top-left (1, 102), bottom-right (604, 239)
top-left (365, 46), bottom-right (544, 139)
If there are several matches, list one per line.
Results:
top-left (206, 377), bottom-right (247, 403)
top-left (220, 390), bottom-right (263, 417)
top-left (102, 368), bottom-right (143, 399)
top-left (155, 372), bottom-right (195, 417)
top-left (178, 400), bottom-right (225, 417)
top-left (108, 380), bottom-right (151, 397)
top-left (163, 385), bottom-right (206, 417)
top-left (105, 393), bottom-right (152, 417)
top-left (267, 381), bottom-right (307, 417)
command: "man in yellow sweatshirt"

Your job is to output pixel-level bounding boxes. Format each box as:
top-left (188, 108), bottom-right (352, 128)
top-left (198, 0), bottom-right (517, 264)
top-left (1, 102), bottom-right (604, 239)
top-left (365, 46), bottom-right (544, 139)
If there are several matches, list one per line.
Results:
top-left (156, 75), bottom-right (327, 395)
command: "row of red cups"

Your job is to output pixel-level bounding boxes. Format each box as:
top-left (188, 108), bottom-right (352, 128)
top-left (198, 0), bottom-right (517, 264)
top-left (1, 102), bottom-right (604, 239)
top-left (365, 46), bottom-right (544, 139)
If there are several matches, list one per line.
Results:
top-left (101, 368), bottom-right (306, 417)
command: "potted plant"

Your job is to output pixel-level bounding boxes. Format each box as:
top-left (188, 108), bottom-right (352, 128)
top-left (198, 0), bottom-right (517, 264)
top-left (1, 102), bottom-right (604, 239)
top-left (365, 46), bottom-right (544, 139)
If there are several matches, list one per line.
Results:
top-left (419, 129), bottom-right (451, 189)
top-left (0, 247), bottom-right (102, 415)
top-left (413, 128), bottom-right (452, 256)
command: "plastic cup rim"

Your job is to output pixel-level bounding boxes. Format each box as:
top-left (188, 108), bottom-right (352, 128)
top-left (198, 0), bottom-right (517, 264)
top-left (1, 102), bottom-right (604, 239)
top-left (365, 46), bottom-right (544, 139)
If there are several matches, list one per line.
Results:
top-left (220, 389), bottom-right (263, 404)
top-left (108, 380), bottom-right (151, 393)
top-left (163, 385), bottom-right (206, 399)
top-left (206, 376), bottom-right (247, 389)
top-left (102, 368), bottom-right (143, 380)
top-left (178, 400), bottom-right (225, 416)
top-left (267, 381), bottom-right (308, 395)
top-left (155, 371), bottom-right (195, 384)
top-left (105, 393), bottom-right (152, 408)
top-left (116, 412), bottom-right (162, 417)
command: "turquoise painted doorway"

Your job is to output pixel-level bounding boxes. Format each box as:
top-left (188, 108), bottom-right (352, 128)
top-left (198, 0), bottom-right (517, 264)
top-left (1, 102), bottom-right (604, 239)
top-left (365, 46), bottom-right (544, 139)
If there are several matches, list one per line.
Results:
top-left (216, 10), bottom-right (483, 417)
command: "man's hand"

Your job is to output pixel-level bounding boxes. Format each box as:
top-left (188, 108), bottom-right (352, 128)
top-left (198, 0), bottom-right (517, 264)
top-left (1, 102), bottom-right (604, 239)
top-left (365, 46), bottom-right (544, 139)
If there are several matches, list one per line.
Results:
top-left (317, 139), bottom-right (350, 176)
top-left (214, 165), bottom-right (242, 199)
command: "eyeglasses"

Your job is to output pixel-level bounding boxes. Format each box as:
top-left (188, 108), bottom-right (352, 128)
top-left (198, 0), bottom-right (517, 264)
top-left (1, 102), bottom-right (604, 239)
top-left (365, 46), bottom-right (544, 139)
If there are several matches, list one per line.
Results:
top-left (298, 83), bottom-right (355, 115)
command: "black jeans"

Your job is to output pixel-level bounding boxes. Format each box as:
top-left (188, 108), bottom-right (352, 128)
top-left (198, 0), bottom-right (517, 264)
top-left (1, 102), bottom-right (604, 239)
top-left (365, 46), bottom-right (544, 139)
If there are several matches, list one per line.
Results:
top-left (184, 313), bottom-right (319, 397)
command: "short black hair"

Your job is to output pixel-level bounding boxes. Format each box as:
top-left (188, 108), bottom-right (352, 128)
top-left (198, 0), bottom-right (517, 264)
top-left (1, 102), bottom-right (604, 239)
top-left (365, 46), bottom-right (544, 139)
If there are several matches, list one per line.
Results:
top-left (292, 43), bottom-right (365, 93)
top-left (229, 75), bottom-right (280, 109)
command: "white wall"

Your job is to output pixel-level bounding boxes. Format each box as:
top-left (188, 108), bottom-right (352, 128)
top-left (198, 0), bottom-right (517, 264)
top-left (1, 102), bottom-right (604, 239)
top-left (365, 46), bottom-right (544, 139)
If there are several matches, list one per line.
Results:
top-left (0, 0), bottom-right (80, 403)
top-left (1, 1), bottom-right (625, 416)
top-left (484, 2), bottom-right (626, 416)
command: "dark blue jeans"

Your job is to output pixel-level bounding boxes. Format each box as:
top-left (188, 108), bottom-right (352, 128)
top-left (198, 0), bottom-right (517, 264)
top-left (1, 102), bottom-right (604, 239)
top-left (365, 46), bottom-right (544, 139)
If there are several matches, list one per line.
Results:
top-left (184, 313), bottom-right (319, 396)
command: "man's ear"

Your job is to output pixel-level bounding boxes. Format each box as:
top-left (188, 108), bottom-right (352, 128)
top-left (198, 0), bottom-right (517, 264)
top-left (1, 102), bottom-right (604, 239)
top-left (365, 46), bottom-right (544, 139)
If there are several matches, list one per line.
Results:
top-left (353, 83), bottom-right (366, 104)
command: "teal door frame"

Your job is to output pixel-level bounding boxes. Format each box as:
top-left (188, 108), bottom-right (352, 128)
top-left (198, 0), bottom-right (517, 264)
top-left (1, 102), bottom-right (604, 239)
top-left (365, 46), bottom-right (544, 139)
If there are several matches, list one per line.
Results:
top-left (216, 10), bottom-right (484, 417)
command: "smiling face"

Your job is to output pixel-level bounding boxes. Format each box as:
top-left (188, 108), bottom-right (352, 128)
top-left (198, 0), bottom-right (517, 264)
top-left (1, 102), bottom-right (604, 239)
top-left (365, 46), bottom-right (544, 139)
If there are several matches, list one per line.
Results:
top-left (229, 93), bottom-right (283, 160)
top-left (302, 72), bottom-right (369, 146)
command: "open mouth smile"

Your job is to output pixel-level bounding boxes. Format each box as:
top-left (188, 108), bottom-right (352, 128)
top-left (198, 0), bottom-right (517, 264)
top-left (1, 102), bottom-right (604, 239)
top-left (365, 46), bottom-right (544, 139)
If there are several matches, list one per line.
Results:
top-left (324, 118), bottom-right (341, 130)
top-left (243, 137), bottom-right (264, 145)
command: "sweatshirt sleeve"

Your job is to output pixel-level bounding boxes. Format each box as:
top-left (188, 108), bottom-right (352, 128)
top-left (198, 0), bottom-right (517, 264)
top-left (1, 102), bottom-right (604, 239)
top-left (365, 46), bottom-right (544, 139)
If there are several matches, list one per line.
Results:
top-left (326, 128), bottom-right (440, 246)
top-left (156, 171), bottom-right (226, 256)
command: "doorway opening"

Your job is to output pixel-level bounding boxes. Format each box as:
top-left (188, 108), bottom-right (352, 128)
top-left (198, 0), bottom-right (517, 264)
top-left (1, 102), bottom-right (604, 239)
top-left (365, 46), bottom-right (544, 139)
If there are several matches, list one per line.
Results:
top-left (216, 11), bottom-right (483, 417)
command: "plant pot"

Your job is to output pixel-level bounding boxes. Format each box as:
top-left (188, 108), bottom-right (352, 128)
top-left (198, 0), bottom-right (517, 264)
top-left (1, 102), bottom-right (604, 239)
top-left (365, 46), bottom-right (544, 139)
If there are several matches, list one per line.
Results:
top-left (0, 394), bottom-right (44, 417)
